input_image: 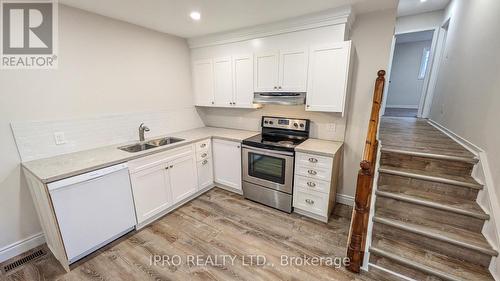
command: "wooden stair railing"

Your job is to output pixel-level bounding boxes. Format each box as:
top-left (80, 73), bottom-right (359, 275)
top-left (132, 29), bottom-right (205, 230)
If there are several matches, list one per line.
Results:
top-left (346, 70), bottom-right (386, 273)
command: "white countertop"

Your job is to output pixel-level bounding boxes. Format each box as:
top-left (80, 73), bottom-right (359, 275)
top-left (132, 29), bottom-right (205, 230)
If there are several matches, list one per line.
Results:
top-left (23, 127), bottom-right (258, 183)
top-left (295, 138), bottom-right (344, 157)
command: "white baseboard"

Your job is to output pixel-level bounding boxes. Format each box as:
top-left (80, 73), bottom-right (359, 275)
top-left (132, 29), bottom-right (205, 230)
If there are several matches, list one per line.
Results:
top-left (0, 232), bottom-right (45, 263)
top-left (385, 105), bottom-right (419, 109)
top-left (336, 193), bottom-right (354, 206)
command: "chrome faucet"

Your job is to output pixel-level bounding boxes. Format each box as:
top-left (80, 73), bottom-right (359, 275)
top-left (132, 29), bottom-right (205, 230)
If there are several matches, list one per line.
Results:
top-left (138, 123), bottom-right (150, 141)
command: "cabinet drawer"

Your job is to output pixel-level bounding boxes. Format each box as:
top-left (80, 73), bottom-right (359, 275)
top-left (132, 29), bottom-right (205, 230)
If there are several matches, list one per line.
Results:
top-left (195, 139), bottom-right (211, 153)
top-left (293, 188), bottom-right (328, 216)
top-left (196, 150), bottom-right (212, 162)
top-left (296, 153), bottom-right (333, 170)
top-left (128, 145), bottom-right (192, 174)
top-left (295, 165), bottom-right (332, 181)
top-left (294, 175), bottom-right (330, 194)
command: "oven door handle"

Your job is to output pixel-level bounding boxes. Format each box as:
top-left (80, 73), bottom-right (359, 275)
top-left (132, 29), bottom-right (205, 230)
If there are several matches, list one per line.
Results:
top-left (241, 145), bottom-right (295, 157)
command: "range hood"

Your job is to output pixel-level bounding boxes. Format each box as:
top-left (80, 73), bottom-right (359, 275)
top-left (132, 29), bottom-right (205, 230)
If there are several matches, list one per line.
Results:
top-left (253, 92), bottom-right (306, 106)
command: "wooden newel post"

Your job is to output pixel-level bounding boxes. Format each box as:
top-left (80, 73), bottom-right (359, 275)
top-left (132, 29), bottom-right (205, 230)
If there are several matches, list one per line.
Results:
top-left (346, 70), bottom-right (386, 273)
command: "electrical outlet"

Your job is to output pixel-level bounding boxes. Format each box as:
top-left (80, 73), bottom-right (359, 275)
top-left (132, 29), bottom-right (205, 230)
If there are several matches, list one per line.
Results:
top-left (54, 132), bottom-right (67, 145)
top-left (327, 123), bottom-right (336, 133)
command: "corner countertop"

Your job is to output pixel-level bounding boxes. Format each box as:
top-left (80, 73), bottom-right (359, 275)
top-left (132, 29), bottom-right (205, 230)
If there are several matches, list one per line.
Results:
top-left (295, 138), bottom-right (344, 157)
top-left (22, 127), bottom-right (259, 184)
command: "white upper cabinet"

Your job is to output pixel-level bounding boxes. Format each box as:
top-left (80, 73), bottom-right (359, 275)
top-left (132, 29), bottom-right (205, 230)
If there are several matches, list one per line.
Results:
top-left (193, 55), bottom-right (258, 108)
top-left (254, 49), bottom-right (308, 92)
top-left (306, 41), bottom-right (352, 114)
top-left (233, 55), bottom-right (254, 107)
top-left (279, 49), bottom-right (308, 92)
top-left (192, 59), bottom-right (215, 106)
top-left (213, 57), bottom-right (234, 106)
top-left (254, 51), bottom-right (279, 92)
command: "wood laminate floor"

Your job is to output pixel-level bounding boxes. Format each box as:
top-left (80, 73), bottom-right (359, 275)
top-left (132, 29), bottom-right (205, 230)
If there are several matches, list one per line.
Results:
top-left (0, 188), bottom-right (388, 281)
top-left (383, 108), bottom-right (418, 118)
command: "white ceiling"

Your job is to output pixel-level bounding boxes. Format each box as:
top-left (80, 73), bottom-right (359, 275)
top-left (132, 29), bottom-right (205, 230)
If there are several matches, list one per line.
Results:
top-left (397, 0), bottom-right (450, 17)
top-left (396, 30), bottom-right (434, 43)
top-left (60, 0), bottom-right (397, 38)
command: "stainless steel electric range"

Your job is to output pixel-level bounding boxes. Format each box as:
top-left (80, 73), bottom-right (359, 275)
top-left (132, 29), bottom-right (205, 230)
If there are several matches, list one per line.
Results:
top-left (241, 116), bottom-right (310, 213)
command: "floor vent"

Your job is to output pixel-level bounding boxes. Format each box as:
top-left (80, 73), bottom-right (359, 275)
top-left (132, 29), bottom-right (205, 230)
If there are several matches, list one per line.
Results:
top-left (2, 249), bottom-right (46, 273)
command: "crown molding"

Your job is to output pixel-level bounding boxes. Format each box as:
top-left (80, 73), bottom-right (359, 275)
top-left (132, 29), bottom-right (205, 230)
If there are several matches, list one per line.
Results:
top-left (188, 6), bottom-right (355, 49)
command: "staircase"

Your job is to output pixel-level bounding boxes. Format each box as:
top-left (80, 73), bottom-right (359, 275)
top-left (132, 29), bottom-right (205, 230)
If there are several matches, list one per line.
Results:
top-left (368, 117), bottom-right (498, 281)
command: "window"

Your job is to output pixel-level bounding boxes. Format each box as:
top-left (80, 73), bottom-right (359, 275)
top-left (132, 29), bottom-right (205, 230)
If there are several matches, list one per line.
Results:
top-left (418, 47), bottom-right (431, 80)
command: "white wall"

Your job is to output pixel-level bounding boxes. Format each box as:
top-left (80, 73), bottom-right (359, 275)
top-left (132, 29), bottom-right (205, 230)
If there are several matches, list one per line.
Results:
top-left (386, 40), bottom-right (432, 108)
top-left (0, 5), bottom-right (198, 260)
top-left (396, 10), bottom-right (444, 34)
top-left (427, 0), bottom-right (500, 275)
top-left (342, 9), bottom-right (396, 197)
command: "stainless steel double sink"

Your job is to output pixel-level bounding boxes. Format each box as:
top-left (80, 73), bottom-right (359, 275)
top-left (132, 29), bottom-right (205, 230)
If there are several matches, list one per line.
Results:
top-left (118, 137), bottom-right (185, 153)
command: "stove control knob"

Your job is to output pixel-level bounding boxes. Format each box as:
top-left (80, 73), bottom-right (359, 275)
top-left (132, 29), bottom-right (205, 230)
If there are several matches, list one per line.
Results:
top-left (264, 121), bottom-right (269, 124)
top-left (300, 123), bottom-right (305, 128)
top-left (293, 123), bottom-right (298, 127)
top-left (269, 121), bottom-right (274, 125)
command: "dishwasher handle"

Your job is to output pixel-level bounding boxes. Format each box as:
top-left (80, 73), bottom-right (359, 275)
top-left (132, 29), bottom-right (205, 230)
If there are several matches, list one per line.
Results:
top-left (47, 163), bottom-right (128, 191)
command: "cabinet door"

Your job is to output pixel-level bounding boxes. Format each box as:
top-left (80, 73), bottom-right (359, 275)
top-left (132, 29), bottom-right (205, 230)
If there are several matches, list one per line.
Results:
top-left (306, 41), bottom-right (351, 114)
top-left (192, 59), bottom-right (215, 106)
top-left (197, 158), bottom-right (214, 189)
top-left (233, 55), bottom-right (254, 107)
top-left (130, 164), bottom-right (171, 224)
top-left (213, 57), bottom-right (234, 107)
top-left (169, 154), bottom-right (198, 204)
top-left (213, 139), bottom-right (242, 191)
top-left (254, 52), bottom-right (279, 92)
top-left (279, 49), bottom-right (308, 92)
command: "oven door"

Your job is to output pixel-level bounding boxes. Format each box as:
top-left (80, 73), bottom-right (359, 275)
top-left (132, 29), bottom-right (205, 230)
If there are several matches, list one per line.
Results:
top-left (242, 145), bottom-right (294, 194)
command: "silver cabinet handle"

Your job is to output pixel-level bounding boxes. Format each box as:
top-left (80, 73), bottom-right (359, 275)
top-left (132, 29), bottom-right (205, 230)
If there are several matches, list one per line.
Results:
top-left (211, 101), bottom-right (214, 105)
top-left (170, 165), bottom-right (173, 168)
top-left (307, 182), bottom-right (316, 187)
top-left (305, 199), bottom-right (314, 205)
top-left (202, 159), bottom-right (208, 165)
top-left (201, 153), bottom-right (207, 158)
top-left (273, 86), bottom-right (278, 89)
top-left (278, 86), bottom-right (282, 89)
top-left (308, 170), bottom-right (317, 175)
top-left (200, 143), bottom-right (207, 148)
top-left (308, 157), bottom-right (318, 163)
top-left (165, 167), bottom-right (169, 170)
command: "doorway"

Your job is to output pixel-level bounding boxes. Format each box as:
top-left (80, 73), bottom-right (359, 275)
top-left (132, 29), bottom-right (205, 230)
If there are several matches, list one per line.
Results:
top-left (383, 30), bottom-right (435, 118)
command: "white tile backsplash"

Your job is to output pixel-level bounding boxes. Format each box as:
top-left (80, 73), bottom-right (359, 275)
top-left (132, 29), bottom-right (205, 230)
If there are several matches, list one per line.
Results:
top-left (11, 107), bottom-right (204, 162)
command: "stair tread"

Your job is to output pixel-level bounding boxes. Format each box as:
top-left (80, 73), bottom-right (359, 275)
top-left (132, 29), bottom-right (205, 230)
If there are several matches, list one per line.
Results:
top-left (373, 216), bottom-right (498, 256)
top-left (370, 245), bottom-right (495, 281)
top-left (381, 145), bottom-right (478, 163)
top-left (379, 165), bottom-right (482, 188)
top-left (376, 188), bottom-right (488, 219)
top-left (379, 118), bottom-right (476, 159)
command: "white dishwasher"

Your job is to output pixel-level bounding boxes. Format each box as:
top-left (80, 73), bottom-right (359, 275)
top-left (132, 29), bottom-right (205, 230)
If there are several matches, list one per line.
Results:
top-left (48, 163), bottom-right (137, 263)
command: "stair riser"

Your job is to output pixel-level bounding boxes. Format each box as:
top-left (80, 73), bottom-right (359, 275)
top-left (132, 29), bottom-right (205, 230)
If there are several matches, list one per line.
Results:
top-left (373, 222), bottom-right (493, 267)
top-left (380, 151), bottom-right (474, 177)
top-left (378, 173), bottom-right (479, 201)
top-left (370, 253), bottom-right (444, 281)
top-left (375, 197), bottom-right (485, 233)
top-left (367, 265), bottom-right (409, 281)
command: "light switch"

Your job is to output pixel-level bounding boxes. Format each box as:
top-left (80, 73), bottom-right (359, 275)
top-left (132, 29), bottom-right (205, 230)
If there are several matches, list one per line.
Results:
top-left (54, 132), bottom-right (67, 145)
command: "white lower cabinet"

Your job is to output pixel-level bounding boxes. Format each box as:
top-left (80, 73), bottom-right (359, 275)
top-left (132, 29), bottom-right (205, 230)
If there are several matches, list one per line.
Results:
top-left (195, 139), bottom-right (214, 189)
top-left (128, 145), bottom-right (197, 227)
top-left (213, 139), bottom-right (242, 191)
top-left (293, 151), bottom-right (341, 223)
top-left (169, 154), bottom-right (198, 204)
top-left (129, 163), bottom-right (172, 225)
